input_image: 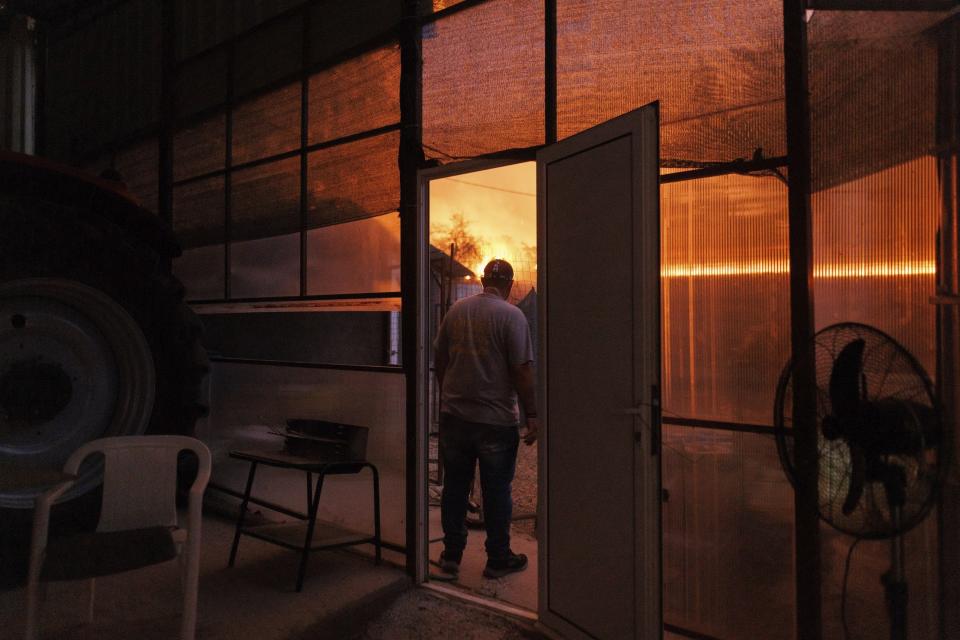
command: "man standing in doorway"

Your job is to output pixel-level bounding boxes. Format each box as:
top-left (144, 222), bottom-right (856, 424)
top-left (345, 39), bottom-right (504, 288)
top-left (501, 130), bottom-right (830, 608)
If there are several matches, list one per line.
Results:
top-left (434, 258), bottom-right (539, 578)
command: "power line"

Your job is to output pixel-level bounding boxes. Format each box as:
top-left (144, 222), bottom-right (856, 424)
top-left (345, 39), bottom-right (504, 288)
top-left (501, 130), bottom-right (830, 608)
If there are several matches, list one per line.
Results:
top-left (444, 177), bottom-right (536, 197)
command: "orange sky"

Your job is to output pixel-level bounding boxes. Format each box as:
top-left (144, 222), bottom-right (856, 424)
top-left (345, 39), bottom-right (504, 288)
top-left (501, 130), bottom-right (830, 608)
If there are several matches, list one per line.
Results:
top-left (429, 162), bottom-right (537, 279)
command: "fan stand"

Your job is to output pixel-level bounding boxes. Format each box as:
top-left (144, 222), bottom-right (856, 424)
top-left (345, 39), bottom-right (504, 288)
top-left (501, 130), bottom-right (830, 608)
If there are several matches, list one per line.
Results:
top-left (881, 473), bottom-right (909, 640)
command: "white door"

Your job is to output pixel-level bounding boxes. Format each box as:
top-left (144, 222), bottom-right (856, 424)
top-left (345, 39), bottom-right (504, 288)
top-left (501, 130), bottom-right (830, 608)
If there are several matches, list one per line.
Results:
top-left (536, 104), bottom-right (661, 640)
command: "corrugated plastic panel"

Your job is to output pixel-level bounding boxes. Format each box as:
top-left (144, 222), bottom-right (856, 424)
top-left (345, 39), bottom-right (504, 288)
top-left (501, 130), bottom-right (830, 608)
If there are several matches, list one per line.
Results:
top-left (422, 0), bottom-right (544, 160)
top-left (808, 13), bottom-right (946, 640)
top-left (307, 0), bottom-right (401, 65)
top-left (820, 515), bottom-right (939, 640)
top-left (811, 158), bottom-right (939, 375)
top-left (173, 114), bottom-right (226, 182)
top-left (307, 213), bottom-right (401, 296)
top-left (557, 0), bottom-right (785, 165)
top-left (308, 43), bottom-right (400, 145)
top-left (232, 82), bottom-right (301, 164)
top-left (175, 48), bottom-right (229, 119)
top-left (306, 130), bottom-right (400, 228)
top-left (175, 0), bottom-right (233, 61)
top-left (662, 425), bottom-right (795, 639)
top-left (44, 0), bottom-right (160, 161)
top-left (234, 14), bottom-right (302, 99)
top-left (175, 0), bottom-right (303, 61)
top-left (661, 172), bottom-right (790, 425)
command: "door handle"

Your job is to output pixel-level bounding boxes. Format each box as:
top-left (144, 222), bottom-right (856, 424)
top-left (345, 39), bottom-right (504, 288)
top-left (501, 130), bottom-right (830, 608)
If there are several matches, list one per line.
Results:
top-left (620, 387), bottom-right (661, 456)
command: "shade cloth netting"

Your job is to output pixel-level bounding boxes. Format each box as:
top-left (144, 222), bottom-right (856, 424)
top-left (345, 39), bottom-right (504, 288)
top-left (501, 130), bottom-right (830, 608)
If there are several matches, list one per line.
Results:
top-left (423, 0), bottom-right (950, 194)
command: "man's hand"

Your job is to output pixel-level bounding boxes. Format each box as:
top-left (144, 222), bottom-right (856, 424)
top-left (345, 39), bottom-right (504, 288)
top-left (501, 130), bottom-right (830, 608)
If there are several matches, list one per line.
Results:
top-left (523, 416), bottom-right (540, 446)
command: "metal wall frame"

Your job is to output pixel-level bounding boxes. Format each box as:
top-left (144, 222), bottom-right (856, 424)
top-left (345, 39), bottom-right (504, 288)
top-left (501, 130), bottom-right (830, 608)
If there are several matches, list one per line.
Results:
top-left (165, 3), bottom-right (403, 306)
top-left (38, 0), bottom-right (952, 631)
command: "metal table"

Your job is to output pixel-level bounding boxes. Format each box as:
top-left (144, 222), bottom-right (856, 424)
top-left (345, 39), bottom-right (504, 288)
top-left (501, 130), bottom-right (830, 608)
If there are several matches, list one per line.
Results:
top-left (226, 449), bottom-right (381, 592)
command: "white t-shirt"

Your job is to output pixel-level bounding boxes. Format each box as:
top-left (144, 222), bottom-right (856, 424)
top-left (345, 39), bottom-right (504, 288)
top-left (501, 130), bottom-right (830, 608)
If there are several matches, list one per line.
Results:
top-left (434, 291), bottom-right (534, 426)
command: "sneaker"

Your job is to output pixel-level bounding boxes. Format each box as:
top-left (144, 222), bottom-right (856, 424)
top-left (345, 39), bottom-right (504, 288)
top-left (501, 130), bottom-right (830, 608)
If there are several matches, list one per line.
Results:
top-left (439, 550), bottom-right (461, 576)
top-left (483, 552), bottom-right (528, 578)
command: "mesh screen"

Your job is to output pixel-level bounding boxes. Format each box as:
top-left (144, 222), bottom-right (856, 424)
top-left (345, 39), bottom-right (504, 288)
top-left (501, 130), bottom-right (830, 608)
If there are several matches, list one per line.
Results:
top-left (234, 14), bottom-right (302, 99)
top-left (306, 130), bottom-right (400, 228)
top-left (557, 0), bottom-right (785, 165)
top-left (662, 425), bottom-right (795, 640)
top-left (820, 515), bottom-right (939, 640)
top-left (173, 175), bottom-right (224, 249)
top-left (232, 82), bottom-right (301, 164)
top-left (809, 11), bottom-right (943, 191)
top-left (808, 12), bottom-right (948, 640)
top-left (231, 156), bottom-right (301, 242)
top-left (175, 49), bottom-right (229, 119)
top-left (173, 114), bottom-right (226, 182)
top-left (307, 213), bottom-right (401, 296)
top-left (661, 172), bottom-right (790, 424)
top-left (115, 139), bottom-right (160, 214)
top-left (422, 0), bottom-right (545, 160)
top-left (308, 44), bottom-right (400, 145)
top-left (307, 0), bottom-right (401, 66)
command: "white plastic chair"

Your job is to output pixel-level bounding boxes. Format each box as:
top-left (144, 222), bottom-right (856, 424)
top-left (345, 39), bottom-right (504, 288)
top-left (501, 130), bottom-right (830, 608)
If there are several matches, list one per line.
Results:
top-left (24, 435), bottom-right (211, 640)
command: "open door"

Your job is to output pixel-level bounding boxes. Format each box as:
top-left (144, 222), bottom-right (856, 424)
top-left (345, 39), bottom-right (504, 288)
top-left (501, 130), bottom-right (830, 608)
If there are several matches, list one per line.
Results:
top-left (536, 103), bottom-right (661, 639)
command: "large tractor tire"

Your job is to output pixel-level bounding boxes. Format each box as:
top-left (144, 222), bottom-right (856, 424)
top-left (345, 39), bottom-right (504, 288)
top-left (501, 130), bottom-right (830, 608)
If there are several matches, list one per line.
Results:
top-left (0, 153), bottom-right (208, 581)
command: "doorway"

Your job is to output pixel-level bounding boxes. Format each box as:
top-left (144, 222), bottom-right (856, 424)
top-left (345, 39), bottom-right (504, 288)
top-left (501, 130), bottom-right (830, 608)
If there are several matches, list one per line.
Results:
top-left (416, 104), bottom-right (661, 638)
top-left (419, 160), bottom-right (539, 613)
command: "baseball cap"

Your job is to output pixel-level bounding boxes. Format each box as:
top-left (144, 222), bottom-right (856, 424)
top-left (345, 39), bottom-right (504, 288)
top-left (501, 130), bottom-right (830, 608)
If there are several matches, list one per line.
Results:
top-left (482, 259), bottom-right (514, 281)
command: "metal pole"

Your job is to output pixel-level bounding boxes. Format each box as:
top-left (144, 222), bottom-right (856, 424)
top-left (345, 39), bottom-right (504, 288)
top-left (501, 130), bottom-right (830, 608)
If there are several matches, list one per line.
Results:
top-left (158, 0), bottom-right (174, 227)
top-left (545, 0), bottom-right (557, 145)
top-left (783, 2), bottom-right (822, 639)
top-left (936, 15), bottom-right (960, 640)
top-left (400, 0), bottom-right (424, 578)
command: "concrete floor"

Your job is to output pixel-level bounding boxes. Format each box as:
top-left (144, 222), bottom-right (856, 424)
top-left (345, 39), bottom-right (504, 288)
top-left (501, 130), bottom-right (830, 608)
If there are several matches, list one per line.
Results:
top-left (427, 503), bottom-right (538, 613)
top-left (0, 509), bottom-right (551, 640)
top-left (1, 513), bottom-right (409, 640)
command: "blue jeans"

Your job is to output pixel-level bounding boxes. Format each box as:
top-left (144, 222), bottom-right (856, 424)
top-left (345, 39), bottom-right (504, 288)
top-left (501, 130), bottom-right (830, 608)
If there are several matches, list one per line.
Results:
top-left (439, 413), bottom-right (520, 560)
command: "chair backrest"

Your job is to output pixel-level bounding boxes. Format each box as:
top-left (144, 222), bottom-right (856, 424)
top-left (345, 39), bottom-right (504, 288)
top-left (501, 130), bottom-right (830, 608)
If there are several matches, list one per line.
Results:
top-left (63, 436), bottom-right (212, 533)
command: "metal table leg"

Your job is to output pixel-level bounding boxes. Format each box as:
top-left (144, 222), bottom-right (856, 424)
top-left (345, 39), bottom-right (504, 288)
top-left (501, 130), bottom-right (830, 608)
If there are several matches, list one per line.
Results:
top-left (296, 472), bottom-right (325, 592)
top-left (370, 464), bottom-right (382, 565)
top-left (228, 461), bottom-right (258, 567)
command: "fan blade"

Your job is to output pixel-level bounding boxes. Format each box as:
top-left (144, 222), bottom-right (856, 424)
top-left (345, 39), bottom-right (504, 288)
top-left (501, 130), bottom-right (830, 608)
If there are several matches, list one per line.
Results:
top-left (842, 442), bottom-right (867, 516)
top-left (829, 338), bottom-right (866, 428)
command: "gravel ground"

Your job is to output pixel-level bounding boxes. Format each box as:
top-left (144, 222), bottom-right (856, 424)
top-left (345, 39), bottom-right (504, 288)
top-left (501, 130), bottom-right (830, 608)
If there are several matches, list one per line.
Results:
top-left (359, 589), bottom-right (543, 640)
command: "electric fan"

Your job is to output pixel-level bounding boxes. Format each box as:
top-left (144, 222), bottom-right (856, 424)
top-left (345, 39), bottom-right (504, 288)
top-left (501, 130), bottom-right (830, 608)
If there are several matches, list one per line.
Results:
top-left (773, 322), bottom-right (944, 640)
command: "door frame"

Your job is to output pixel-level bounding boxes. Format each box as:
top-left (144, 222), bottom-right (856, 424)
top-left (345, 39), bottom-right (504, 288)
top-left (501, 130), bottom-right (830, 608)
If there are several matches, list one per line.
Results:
top-left (535, 103), bottom-right (662, 640)
top-left (414, 156), bottom-right (538, 589)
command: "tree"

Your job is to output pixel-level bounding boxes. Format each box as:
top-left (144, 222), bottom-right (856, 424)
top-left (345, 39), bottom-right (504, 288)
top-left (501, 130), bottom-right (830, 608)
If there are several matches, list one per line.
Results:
top-left (431, 212), bottom-right (485, 271)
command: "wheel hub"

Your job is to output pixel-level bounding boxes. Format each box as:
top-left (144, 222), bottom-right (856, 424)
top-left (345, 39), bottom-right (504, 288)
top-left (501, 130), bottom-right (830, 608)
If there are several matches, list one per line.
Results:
top-left (0, 279), bottom-right (156, 508)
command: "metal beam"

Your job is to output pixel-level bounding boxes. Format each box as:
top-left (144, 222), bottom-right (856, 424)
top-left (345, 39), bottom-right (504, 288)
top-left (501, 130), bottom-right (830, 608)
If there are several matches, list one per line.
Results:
top-left (936, 16), bottom-right (960, 640)
top-left (400, 0), bottom-right (424, 578)
top-left (807, 0), bottom-right (957, 9)
top-left (158, 0), bottom-right (174, 227)
top-left (783, 1), bottom-right (822, 639)
top-left (545, 0), bottom-right (557, 145)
